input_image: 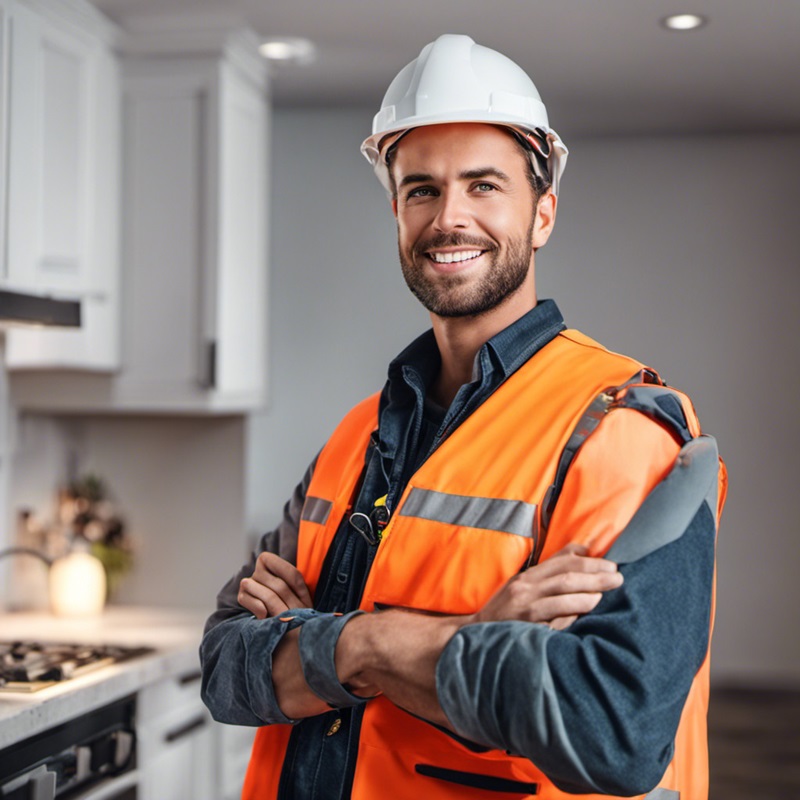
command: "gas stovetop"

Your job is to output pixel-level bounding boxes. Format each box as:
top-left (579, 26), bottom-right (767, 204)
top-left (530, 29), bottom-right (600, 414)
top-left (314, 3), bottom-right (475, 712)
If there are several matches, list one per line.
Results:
top-left (0, 640), bottom-right (155, 693)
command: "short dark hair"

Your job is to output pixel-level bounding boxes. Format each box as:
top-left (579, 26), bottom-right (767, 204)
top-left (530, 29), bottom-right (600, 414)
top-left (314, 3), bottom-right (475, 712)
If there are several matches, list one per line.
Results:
top-left (511, 134), bottom-right (552, 199)
top-left (384, 126), bottom-right (552, 200)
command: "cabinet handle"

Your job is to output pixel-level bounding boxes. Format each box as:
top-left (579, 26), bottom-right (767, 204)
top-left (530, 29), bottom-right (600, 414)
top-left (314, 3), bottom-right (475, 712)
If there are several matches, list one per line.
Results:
top-left (178, 670), bottom-right (202, 686)
top-left (164, 714), bottom-right (207, 744)
top-left (199, 339), bottom-right (217, 389)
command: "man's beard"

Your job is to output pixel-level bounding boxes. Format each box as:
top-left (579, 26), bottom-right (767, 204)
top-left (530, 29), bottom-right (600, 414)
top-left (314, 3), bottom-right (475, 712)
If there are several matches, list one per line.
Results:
top-left (398, 220), bottom-right (535, 319)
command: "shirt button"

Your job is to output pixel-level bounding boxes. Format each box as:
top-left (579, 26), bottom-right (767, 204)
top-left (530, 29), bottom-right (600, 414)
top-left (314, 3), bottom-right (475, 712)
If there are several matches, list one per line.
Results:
top-left (326, 718), bottom-right (342, 736)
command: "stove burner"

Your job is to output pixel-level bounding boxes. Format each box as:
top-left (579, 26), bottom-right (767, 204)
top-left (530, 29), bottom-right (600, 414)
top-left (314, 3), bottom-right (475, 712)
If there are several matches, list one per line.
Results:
top-left (0, 641), bottom-right (154, 692)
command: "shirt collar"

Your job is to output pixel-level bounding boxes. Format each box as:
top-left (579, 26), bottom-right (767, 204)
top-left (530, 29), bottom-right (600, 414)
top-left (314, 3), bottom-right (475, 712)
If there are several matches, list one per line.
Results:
top-left (387, 299), bottom-right (566, 392)
top-left (485, 298), bottom-right (566, 379)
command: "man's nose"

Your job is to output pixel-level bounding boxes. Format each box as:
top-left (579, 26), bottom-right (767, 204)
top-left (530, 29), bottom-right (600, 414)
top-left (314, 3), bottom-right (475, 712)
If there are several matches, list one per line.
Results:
top-left (432, 190), bottom-right (470, 232)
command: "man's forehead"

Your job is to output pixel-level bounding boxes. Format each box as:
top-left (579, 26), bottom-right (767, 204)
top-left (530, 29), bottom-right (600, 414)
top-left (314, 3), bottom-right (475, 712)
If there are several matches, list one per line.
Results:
top-left (392, 123), bottom-right (525, 173)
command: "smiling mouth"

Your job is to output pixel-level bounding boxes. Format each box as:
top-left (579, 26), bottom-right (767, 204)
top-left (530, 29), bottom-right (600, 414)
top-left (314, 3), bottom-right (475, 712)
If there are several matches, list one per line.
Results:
top-left (426, 250), bottom-right (485, 264)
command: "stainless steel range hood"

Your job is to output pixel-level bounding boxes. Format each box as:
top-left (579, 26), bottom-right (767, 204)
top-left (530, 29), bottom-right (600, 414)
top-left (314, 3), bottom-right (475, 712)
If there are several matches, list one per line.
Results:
top-left (0, 289), bottom-right (81, 328)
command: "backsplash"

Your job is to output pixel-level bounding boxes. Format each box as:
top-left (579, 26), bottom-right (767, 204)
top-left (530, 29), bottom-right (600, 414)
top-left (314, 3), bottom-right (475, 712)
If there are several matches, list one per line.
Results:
top-left (5, 409), bottom-right (250, 611)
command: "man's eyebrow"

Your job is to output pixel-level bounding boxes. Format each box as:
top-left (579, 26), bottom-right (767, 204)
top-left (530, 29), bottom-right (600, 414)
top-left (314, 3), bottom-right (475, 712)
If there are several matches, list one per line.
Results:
top-left (398, 167), bottom-right (512, 189)
top-left (460, 167), bottom-right (512, 182)
top-left (398, 172), bottom-right (434, 189)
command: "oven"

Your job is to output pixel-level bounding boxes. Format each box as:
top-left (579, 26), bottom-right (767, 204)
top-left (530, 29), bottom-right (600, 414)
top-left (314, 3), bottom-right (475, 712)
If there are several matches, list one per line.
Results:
top-left (0, 641), bottom-right (157, 799)
top-left (0, 694), bottom-right (138, 799)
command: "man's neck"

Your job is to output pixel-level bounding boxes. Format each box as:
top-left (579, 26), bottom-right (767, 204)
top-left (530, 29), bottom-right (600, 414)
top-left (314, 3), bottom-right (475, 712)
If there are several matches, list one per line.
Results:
top-left (430, 294), bottom-right (537, 408)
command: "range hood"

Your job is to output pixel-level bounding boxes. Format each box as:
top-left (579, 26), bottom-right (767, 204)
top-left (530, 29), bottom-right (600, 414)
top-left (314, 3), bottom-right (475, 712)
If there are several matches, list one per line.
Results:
top-left (0, 289), bottom-right (81, 328)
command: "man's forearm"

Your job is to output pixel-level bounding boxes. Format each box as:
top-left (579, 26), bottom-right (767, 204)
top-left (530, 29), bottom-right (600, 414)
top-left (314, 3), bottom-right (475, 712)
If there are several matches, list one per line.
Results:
top-left (272, 628), bottom-right (331, 719)
top-left (329, 546), bottom-right (622, 726)
top-left (334, 609), bottom-right (469, 728)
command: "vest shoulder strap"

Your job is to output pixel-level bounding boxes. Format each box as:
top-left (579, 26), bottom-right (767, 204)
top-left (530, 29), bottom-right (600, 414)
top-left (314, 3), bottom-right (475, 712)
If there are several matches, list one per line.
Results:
top-left (539, 355), bottom-right (717, 526)
top-left (540, 368), bottom-right (667, 532)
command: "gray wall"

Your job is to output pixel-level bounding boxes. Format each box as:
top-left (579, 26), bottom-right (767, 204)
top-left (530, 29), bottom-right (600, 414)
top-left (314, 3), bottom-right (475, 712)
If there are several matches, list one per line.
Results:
top-left (248, 108), bottom-right (800, 684)
top-left (10, 413), bottom-right (247, 610)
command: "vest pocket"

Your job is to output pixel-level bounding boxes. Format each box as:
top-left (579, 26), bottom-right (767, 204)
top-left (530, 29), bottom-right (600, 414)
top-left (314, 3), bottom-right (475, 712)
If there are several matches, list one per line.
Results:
top-left (415, 764), bottom-right (538, 795)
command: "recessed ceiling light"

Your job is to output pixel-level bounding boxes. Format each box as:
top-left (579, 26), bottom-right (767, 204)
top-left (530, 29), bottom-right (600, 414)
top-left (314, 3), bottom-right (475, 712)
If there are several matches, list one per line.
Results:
top-left (661, 13), bottom-right (708, 31)
top-left (258, 37), bottom-right (317, 65)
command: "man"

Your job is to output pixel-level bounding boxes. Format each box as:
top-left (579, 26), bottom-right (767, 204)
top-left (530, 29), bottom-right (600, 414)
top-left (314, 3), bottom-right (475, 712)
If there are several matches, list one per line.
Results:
top-left (201, 34), bottom-right (725, 799)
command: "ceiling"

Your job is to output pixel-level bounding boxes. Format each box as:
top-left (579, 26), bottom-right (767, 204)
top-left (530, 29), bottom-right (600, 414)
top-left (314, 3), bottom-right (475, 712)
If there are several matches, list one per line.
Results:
top-left (89, 0), bottom-right (800, 139)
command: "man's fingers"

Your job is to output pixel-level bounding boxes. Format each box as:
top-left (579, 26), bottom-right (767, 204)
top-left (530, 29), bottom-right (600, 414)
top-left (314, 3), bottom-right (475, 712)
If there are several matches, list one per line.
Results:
top-left (549, 614), bottom-right (578, 631)
top-left (239, 550), bottom-right (312, 619)
top-left (255, 553), bottom-right (313, 608)
top-left (551, 543), bottom-right (588, 558)
top-left (237, 582), bottom-right (271, 619)
top-left (541, 568), bottom-right (624, 597)
top-left (521, 552), bottom-right (620, 583)
top-left (238, 577), bottom-right (294, 618)
top-left (478, 562), bottom-right (624, 625)
top-left (512, 564), bottom-right (623, 599)
top-left (525, 591), bottom-right (604, 623)
top-left (249, 571), bottom-right (307, 610)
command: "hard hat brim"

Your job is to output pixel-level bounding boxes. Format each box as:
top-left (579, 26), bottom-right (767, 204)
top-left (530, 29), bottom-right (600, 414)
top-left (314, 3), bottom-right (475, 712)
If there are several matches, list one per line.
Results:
top-left (361, 119), bottom-right (568, 196)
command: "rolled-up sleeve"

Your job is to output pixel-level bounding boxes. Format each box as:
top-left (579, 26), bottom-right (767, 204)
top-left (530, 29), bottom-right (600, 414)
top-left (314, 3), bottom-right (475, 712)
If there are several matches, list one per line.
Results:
top-left (200, 459), bottom-right (317, 726)
top-left (202, 610), bottom-right (316, 725)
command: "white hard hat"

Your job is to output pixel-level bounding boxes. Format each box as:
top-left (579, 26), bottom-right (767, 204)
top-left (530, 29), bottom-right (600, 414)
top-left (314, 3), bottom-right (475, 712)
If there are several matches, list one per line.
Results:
top-left (361, 34), bottom-right (568, 195)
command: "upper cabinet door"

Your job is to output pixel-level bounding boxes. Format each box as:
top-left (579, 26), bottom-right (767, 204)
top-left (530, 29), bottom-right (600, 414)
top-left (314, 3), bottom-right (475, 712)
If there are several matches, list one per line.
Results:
top-left (4, 0), bottom-right (121, 370)
top-left (2, 0), bottom-right (39, 292)
top-left (37, 20), bottom-right (91, 293)
top-left (212, 63), bottom-right (269, 401)
top-left (105, 48), bottom-right (270, 412)
top-left (10, 26), bottom-right (271, 413)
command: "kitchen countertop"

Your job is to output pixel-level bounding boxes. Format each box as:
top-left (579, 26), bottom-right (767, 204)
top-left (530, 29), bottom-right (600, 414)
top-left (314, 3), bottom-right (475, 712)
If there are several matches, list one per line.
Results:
top-left (0, 605), bottom-right (209, 750)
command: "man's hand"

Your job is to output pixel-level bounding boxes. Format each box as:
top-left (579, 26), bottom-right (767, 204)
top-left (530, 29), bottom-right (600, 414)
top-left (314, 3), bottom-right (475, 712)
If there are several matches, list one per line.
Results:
top-left (238, 552), bottom-right (313, 618)
top-left (473, 544), bottom-right (623, 630)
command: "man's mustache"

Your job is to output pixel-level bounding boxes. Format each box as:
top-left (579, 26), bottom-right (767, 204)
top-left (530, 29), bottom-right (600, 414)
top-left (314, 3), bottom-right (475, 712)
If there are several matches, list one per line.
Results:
top-left (413, 234), bottom-right (496, 257)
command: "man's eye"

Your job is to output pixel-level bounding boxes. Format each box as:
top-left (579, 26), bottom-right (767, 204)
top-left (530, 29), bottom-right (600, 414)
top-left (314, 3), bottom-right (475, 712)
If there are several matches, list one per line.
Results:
top-left (474, 182), bottom-right (496, 192)
top-left (407, 186), bottom-right (436, 199)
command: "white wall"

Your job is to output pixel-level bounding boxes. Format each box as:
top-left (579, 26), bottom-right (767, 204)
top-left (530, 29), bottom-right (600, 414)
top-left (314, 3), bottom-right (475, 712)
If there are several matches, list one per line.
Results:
top-left (249, 108), bottom-right (800, 684)
top-left (9, 413), bottom-right (248, 610)
top-left (74, 415), bottom-right (248, 609)
top-left (542, 134), bottom-right (800, 683)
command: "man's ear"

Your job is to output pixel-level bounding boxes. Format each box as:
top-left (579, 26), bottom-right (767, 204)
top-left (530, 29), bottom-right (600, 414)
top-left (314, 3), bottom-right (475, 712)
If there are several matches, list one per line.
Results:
top-left (532, 190), bottom-right (557, 249)
top-left (391, 197), bottom-right (398, 217)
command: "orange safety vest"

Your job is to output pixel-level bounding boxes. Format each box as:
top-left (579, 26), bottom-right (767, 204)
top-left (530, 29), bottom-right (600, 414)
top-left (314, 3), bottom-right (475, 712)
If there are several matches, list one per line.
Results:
top-left (243, 330), bottom-right (726, 800)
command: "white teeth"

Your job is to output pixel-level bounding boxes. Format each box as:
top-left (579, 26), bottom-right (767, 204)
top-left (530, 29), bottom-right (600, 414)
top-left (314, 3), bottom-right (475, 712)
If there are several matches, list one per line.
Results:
top-left (429, 250), bottom-right (482, 264)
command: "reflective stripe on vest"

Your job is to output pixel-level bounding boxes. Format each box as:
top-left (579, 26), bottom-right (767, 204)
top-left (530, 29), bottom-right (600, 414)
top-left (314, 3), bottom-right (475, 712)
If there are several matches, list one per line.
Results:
top-left (400, 487), bottom-right (537, 538)
top-left (301, 496), bottom-right (333, 526)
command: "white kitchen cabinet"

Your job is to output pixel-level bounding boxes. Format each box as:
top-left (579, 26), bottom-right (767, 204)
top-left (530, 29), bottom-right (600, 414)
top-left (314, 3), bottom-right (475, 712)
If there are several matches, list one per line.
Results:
top-left (0, 0), bottom-right (37, 293)
top-left (10, 28), bottom-right (271, 413)
top-left (137, 669), bottom-right (216, 800)
top-left (3, 0), bottom-right (122, 370)
top-left (216, 724), bottom-right (256, 800)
